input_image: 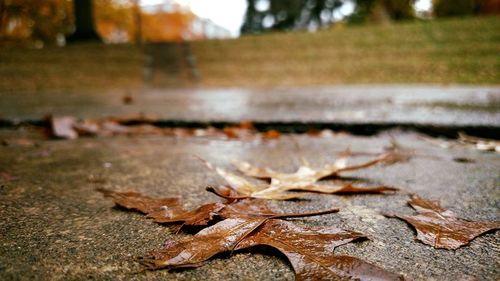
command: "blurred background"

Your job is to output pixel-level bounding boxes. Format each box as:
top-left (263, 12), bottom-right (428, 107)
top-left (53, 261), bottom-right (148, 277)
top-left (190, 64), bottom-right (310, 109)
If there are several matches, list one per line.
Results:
top-left (0, 0), bottom-right (498, 91)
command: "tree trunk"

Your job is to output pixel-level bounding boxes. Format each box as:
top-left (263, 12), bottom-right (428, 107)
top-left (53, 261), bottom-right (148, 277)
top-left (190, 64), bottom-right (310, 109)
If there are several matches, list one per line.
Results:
top-left (67, 0), bottom-right (100, 42)
top-left (133, 0), bottom-right (142, 45)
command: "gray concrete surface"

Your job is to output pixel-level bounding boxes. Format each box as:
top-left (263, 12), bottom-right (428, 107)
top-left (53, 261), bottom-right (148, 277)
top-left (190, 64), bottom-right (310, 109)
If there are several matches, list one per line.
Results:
top-left (0, 130), bottom-right (498, 280)
top-left (1, 85), bottom-right (499, 126)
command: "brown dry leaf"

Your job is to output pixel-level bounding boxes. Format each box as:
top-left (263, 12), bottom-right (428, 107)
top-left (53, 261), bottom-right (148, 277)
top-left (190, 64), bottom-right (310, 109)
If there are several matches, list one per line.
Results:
top-left (98, 188), bottom-right (181, 214)
top-left (204, 153), bottom-right (398, 200)
top-left (98, 188), bottom-right (333, 228)
top-left (419, 133), bottom-right (500, 153)
top-left (99, 189), bottom-right (399, 280)
top-left (458, 132), bottom-right (500, 152)
top-left (385, 195), bottom-right (500, 249)
top-left (98, 188), bottom-right (224, 231)
top-left (236, 219), bottom-right (404, 281)
top-left (202, 160), bottom-right (266, 196)
top-left (139, 217), bottom-right (269, 269)
top-left (263, 130), bottom-right (281, 139)
top-left (140, 217), bottom-right (402, 280)
top-left (48, 115), bottom-right (281, 140)
top-left (235, 152), bottom-right (393, 183)
top-left (1, 137), bottom-right (37, 147)
top-left (122, 93), bottom-right (134, 105)
top-left (98, 188), bottom-right (223, 229)
top-left (382, 141), bottom-right (414, 165)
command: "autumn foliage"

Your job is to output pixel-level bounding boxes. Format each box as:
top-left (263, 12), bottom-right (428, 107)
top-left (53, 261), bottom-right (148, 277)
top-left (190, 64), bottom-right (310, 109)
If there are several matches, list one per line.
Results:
top-left (0, 0), bottom-right (200, 45)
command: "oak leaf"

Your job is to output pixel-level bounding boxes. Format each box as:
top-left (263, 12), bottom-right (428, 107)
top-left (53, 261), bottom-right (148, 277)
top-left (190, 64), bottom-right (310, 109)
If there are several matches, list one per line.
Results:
top-left (236, 219), bottom-right (404, 281)
top-left (205, 153), bottom-right (398, 200)
top-left (139, 216), bottom-right (402, 280)
top-left (385, 195), bottom-right (500, 249)
top-left (98, 188), bottom-right (335, 229)
top-left (98, 188), bottom-right (223, 230)
top-left (99, 189), bottom-right (401, 280)
top-left (140, 217), bottom-right (268, 269)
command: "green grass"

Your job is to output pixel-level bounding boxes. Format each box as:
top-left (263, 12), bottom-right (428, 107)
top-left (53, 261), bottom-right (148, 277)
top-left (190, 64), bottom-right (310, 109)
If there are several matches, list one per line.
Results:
top-left (1, 16), bottom-right (498, 91)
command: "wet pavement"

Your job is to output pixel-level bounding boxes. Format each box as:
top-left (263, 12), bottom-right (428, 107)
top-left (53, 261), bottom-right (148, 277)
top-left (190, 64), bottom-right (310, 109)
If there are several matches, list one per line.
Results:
top-left (1, 85), bottom-right (499, 280)
top-left (1, 85), bottom-right (499, 127)
top-left (0, 130), bottom-right (499, 280)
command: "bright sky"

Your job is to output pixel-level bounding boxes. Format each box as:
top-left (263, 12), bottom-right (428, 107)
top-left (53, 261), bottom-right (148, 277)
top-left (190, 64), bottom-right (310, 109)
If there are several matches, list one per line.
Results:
top-left (141, 0), bottom-right (433, 37)
top-left (140, 0), bottom-right (247, 36)
top-left (415, 0), bottom-right (432, 12)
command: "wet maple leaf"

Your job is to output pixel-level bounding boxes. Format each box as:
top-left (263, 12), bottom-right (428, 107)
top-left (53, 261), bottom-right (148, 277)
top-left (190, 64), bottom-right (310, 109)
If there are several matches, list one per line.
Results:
top-left (385, 195), bottom-right (500, 250)
top-left (236, 220), bottom-right (404, 281)
top-left (204, 153), bottom-right (398, 200)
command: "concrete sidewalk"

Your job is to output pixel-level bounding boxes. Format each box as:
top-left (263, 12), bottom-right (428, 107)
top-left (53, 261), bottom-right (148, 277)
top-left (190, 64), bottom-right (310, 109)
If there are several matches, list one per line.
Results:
top-left (0, 130), bottom-right (498, 280)
top-left (1, 85), bottom-right (499, 127)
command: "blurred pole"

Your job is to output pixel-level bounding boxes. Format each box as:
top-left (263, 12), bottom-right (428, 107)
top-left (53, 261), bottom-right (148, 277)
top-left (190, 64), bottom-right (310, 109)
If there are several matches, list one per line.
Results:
top-left (67, 0), bottom-right (101, 42)
top-left (133, 0), bottom-right (142, 46)
top-left (0, 0), bottom-right (6, 34)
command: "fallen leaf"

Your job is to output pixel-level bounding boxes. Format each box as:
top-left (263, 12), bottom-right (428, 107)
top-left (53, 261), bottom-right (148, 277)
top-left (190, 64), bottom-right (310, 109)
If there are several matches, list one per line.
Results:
top-left (47, 115), bottom-right (281, 140)
top-left (1, 137), bottom-right (37, 147)
top-left (223, 127), bottom-right (254, 140)
top-left (140, 217), bottom-right (269, 269)
top-left (382, 141), bottom-right (414, 164)
top-left (202, 160), bottom-right (266, 196)
top-left (99, 189), bottom-right (400, 280)
top-left (235, 219), bottom-right (404, 281)
top-left (97, 188), bottom-right (181, 214)
top-left (385, 195), bottom-right (500, 249)
top-left (98, 188), bottom-right (336, 229)
top-left (122, 93), bottom-right (134, 104)
top-left (458, 132), bottom-right (500, 152)
top-left (97, 188), bottom-right (222, 230)
top-left (263, 130), bottom-right (281, 139)
top-left (204, 153), bottom-right (398, 200)
top-left (140, 212), bottom-right (402, 280)
top-left (235, 153), bottom-right (391, 183)
top-left (50, 116), bottom-right (78, 139)
top-left (420, 133), bottom-right (500, 153)
top-left (238, 121), bottom-right (255, 130)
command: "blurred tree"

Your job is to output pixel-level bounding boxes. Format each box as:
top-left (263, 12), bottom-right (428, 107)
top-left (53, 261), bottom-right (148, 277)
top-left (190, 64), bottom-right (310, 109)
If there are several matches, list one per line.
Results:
top-left (433, 0), bottom-right (476, 17)
top-left (67, 0), bottom-right (100, 41)
top-left (478, 0), bottom-right (500, 14)
top-left (141, 9), bottom-right (196, 42)
top-left (94, 0), bottom-right (135, 43)
top-left (0, 0), bottom-right (72, 45)
top-left (241, 0), bottom-right (345, 33)
top-left (433, 0), bottom-right (500, 17)
top-left (349, 0), bottom-right (415, 24)
top-left (241, 0), bottom-right (416, 34)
